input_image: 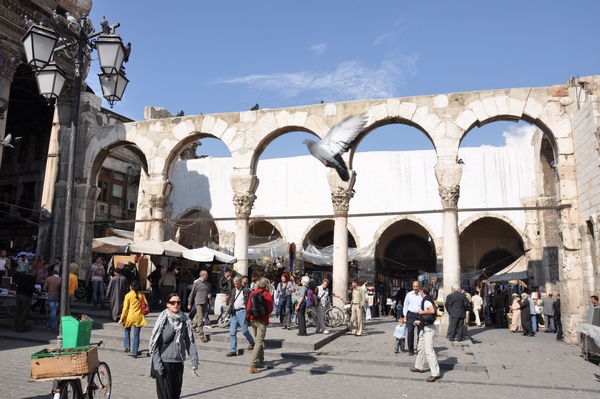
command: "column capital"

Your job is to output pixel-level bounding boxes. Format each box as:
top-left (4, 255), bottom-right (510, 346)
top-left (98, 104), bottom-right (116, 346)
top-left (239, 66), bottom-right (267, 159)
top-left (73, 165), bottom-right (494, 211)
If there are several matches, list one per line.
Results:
top-left (328, 171), bottom-right (356, 216)
top-left (232, 191), bottom-right (256, 219)
top-left (149, 194), bottom-right (167, 210)
top-left (438, 184), bottom-right (460, 209)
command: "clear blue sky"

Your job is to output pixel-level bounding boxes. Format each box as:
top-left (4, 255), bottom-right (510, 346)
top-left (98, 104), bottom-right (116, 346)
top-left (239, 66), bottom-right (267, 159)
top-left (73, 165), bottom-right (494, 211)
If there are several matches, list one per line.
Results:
top-left (87, 0), bottom-right (600, 158)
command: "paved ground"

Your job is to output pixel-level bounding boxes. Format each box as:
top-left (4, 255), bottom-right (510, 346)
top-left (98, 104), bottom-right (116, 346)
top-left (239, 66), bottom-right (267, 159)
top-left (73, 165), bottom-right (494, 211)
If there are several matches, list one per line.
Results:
top-left (1, 300), bottom-right (599, 398)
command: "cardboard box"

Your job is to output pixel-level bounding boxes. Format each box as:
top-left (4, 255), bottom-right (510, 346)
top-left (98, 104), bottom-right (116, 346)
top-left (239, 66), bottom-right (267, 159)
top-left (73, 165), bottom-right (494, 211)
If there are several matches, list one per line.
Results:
top-left (30, 345), bottom-right (99, 379)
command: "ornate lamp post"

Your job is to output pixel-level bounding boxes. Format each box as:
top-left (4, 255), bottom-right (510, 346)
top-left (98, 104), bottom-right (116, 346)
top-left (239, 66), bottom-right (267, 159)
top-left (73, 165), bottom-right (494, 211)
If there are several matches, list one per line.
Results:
top-left (21, 11), bottom-right (130, 347)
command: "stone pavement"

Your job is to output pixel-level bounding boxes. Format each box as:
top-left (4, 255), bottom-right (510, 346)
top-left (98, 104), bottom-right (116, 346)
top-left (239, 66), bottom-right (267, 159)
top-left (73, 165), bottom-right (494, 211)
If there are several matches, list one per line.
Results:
top-left (1, 300), bottom-right (599, 398)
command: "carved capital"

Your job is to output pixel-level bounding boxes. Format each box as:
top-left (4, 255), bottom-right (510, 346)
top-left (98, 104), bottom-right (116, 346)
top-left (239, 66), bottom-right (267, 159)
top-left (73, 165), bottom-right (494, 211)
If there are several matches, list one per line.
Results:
top-left (233, 191), bottom-right (256, 218)
top-left (149, 194), bottom-right (167, 210)
top-left (438, 184), bottom-right (460, 209)
top-left (331, 186), bottom-right (355, 215)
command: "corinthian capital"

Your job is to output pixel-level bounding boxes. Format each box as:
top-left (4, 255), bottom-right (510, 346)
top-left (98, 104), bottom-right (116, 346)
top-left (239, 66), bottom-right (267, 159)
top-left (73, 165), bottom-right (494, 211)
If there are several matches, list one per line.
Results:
top-left (438, 184), bottom-right (460, 209)
top-left (331, 186), bottom-right (355, 215)
top-left (149, 194), bottom-right (167, 210)
top-left (233, 192), bottom-right (256, 218)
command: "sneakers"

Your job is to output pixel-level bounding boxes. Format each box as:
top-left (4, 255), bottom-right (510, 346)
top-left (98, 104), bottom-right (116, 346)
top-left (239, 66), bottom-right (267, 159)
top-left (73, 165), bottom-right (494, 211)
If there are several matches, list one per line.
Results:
top-left (426, 375), bottom-right (440, 382)
top-left (200, 336), bottom-right (207, 343)
top-left (226, 352), bottom-right (237, 357)
top-left (410, 367), bottom-right (424, 373)
top-left (408, 351), bottom-right (415, 356)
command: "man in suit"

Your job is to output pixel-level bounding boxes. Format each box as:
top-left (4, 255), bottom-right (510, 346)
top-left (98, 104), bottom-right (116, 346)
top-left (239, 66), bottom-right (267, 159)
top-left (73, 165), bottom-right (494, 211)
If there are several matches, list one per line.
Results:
top-left (445, 284), bottom-right (470, 341)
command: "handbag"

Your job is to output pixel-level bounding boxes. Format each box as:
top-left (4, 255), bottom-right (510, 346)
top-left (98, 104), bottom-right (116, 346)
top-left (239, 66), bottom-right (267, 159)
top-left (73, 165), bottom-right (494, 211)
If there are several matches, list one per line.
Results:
top-left (141, 296), bottom-right (150, 315)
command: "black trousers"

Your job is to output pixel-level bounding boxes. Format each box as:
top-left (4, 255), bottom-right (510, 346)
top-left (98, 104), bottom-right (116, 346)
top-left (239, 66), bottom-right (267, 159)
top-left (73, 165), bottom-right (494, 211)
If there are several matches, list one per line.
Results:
top-left (406, 311), bottom-right (418, 352)
top-left (156, 361), bottom-right (184, 399)
top-left (297, 301), bottom-right (307, 334)
top-left (448, 316), bottom-right (465, 340)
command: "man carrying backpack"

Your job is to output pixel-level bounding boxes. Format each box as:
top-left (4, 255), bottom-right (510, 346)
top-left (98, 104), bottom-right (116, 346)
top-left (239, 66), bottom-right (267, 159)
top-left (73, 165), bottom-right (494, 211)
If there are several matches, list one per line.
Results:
top-left (410, 285), bottom-right (441, 382)
top-left (226, 276), bottom-right (255, 357)
top-left (246, 277), bottom-right (273, 374)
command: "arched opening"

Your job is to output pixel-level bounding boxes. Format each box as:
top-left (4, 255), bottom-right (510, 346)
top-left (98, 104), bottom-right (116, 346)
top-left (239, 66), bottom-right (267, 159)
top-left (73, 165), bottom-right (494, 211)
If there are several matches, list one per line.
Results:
top-left (459, 216), bottom-right (524, 276)
top-left (303, 220), bottom-right (357, 248)
top-left (377, 219), bottom-right (436, 283)
top-left (248, 220), bottom-right (282, 245)
top-left (175, 208), bottom-right (219, 249)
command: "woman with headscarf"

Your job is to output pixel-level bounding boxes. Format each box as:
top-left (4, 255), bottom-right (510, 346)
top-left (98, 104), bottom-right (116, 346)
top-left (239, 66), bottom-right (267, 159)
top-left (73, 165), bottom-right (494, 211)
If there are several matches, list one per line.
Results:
top-left (118, 280), bottom-right (146, 358)
top-left (149, 292), bottom-right (199, 399)
top-left (509, 293), bottom-right (522, 332)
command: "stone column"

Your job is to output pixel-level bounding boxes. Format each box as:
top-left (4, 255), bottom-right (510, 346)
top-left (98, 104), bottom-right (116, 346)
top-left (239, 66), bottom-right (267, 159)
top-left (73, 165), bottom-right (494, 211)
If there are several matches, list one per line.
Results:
top-left (149, 194), bottom-right (167, 241)
top-left (230, 175), bottom-right (259, 276)
top-left (434, 164), bottom-right (463, 336)
top-left (328, 172), bottom-right (356, 308)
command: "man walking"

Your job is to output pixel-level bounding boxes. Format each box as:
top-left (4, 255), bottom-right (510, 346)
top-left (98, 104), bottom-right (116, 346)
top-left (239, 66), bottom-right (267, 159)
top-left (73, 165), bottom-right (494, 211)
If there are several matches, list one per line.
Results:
top-left (410, 285), bottom-right (441, 382)
top-left (541, 293), bottom-right (555, 333)
top-left (188, 270), bottom-right (211, 343)
top-left (226, 276), bottom-right (255, 356)
top-left (445, 284), bottom-right (470, 341)
top-left (404, 281), bottom-right (422, 355)
top-left (349, 280), bottom-right (366, 336)
top-left (471, 290), bottom-right (484, 327)
top-left (43, 269), bottom-right (61, 329)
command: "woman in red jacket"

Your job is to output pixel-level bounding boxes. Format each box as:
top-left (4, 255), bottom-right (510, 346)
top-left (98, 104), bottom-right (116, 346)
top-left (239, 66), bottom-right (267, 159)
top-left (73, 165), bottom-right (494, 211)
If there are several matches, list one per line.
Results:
top-left (246, 277), bottom-right (274, 374)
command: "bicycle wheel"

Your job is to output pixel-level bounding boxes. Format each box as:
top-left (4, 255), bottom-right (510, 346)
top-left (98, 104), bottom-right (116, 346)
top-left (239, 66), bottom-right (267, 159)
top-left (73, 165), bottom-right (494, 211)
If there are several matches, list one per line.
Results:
top-left (89, 362), bottom-right (112, 399)
top-left (58, 380), bottom-right (80, 399)
top-left (325, 307), bottom-right (345, 327)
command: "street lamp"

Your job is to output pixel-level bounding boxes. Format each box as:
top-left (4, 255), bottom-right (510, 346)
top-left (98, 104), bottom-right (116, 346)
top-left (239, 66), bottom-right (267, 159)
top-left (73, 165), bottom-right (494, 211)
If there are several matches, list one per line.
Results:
top-left (21, 11), bottom-right (131, 348)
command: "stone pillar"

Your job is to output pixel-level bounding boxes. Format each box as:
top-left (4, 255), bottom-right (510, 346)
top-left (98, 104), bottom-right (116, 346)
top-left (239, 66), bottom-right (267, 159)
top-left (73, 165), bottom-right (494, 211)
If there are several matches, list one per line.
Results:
top-left (0, 52), bottom-right (18, 168)
top-left (230, 175), bottom-right (259, 276)
top-left (328, 172), bottom-right (356, 308)
top-left (137, 179), bottom-right (172, 242)
top-left (434, 164), bottom-right (463, 336)
top-left (149, 194), bottom-right (168, 241)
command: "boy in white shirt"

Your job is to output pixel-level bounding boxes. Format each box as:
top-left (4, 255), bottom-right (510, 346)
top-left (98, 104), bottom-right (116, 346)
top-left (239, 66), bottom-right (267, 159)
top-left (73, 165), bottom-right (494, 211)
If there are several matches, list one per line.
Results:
top-left (393, 318), bottom-right (406, 353)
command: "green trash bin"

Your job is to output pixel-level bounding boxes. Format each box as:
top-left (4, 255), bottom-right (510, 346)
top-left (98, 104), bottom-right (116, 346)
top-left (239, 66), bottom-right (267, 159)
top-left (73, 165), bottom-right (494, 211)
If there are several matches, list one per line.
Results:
top-left (62, 315), bottom-right (93, 349)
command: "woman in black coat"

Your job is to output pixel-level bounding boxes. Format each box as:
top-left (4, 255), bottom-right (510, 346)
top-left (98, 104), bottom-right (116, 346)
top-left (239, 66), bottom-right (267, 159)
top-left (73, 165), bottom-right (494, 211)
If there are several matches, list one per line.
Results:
top-left (519, 293), bottom-right (534, 336)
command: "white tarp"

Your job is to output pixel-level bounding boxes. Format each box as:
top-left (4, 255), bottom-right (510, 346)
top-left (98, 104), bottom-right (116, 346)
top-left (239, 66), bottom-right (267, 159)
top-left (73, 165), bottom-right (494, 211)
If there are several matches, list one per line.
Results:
top-left (300, 241), bottom-right (376, 267)
top-left (92, 237), bottom-right (133, 254)
top-left (127, 239), bottom-right (166, 255)
top-left (161, 240), bottom-right (188, 257)
top-left (487, 255), bottom-right (529, 282)
top-left (247, 238), bottom-right (289, 260)
top-left (182, 247), bottom-right (237, 264)
top-left (109, 228), bottom-right (134, 240)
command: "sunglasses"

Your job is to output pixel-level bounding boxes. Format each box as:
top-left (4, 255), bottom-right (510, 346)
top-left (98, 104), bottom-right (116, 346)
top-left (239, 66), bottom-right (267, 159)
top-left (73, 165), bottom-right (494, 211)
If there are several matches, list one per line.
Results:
top-left (168, 300), bottom-right (182, 305)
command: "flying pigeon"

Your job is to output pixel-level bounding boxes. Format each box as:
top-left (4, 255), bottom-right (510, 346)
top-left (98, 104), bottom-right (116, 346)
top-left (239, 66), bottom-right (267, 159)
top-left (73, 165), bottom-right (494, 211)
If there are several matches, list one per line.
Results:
top-left (0, 133), bottom-right (14, 148)
top-left (100, 16), bottom-right (110, 34)
top-left (303, 114), bottom-right (368, 182)
top-left (250, 103), bottom-right (259, 111)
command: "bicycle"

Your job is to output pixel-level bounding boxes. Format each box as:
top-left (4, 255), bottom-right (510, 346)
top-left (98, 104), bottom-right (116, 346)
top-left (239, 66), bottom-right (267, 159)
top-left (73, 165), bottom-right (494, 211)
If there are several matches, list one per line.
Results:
top-left (50, 342), bottom-right (112, 399)
top-left (294, 303), bottom-right (346, 328)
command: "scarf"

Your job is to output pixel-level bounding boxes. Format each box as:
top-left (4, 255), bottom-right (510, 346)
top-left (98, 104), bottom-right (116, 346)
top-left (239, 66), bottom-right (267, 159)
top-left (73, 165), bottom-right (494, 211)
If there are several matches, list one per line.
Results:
top-left (148, 309), bottom-right (194, 356)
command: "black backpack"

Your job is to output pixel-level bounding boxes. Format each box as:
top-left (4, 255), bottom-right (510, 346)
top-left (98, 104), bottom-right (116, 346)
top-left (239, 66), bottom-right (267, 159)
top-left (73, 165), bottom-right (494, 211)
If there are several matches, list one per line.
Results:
top-left (250, 290), bottom-right (268, 317)
top-left (421, 295), bottom-right (437, 325)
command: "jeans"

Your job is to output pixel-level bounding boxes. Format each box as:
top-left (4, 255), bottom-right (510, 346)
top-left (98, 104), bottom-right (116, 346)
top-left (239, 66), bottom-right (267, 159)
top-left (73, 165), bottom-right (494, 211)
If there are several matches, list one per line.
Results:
top-left (47, 296), bottom-right (59, 328)
top-left (280, 296), bottom-right (292, 326)
top-left (230, 309), bottom-right (255, 353)
top-left (92, 280), bottom-right (105, 305)
top-left (395, 337), bottom-right (406, 353)
top-left (531, 314), bottom-right (538, 333)
top-left (124, 326), bottom-right (141, 355)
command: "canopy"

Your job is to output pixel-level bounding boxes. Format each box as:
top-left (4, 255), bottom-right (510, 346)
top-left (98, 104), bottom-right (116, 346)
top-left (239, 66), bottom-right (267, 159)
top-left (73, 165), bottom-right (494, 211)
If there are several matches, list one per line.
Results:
top-left (92, 237), bottom-right (133, 254)
top-left (487, 255), bottom-right (529, 282)
top-left (182, 247), bottom-right (237, 264)
top-left (161, 240), bottom-right (188, 257)
top-left (109, 228), bottom-right (134, 240)
top-left (247, 238), bottom-right (289, 260)
top-left (299, 241), bottom-right (376, 267)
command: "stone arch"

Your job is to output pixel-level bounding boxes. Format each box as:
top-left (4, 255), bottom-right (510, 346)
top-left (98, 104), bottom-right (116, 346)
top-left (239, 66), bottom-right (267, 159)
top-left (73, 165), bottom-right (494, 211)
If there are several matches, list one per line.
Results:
top-left (459, 213), bottom-right (525, 273)
top-left (301, 218), bottom-right (359, 248)
top-left (88, 140), bottom-right (148, 185)
top-left (171, 206), bottom-right (219, 248)
top-left (373, 215), bottom-right (439, 257)
top-left (373, 216), bottom-right (438, 277)
top-left (248, 219), bottom-right (286, 244)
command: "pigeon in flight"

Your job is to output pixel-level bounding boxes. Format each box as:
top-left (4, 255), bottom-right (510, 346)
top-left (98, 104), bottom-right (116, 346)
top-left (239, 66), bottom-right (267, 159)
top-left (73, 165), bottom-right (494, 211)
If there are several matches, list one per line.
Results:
top-left (0, 133), bottom-right (15, 148)
top-left (303, 114), bottom-right (368, 182)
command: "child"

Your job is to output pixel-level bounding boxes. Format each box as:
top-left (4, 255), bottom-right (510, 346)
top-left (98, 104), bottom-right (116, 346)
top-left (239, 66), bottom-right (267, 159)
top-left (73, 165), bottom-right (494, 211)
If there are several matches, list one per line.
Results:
top-left (393, 318), bottom-right (406, 354)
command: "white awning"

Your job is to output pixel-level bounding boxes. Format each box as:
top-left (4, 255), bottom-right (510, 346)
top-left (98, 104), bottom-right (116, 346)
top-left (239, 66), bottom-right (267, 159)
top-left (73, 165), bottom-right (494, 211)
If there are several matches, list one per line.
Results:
top-left (487, 255), bottom-right (529, 282)
top-left (92, 237), bottom-right (132, 254)
top-left (182, 247), bottom-right (237, 264)
top-left (247, 238), bottom-right (289, 260)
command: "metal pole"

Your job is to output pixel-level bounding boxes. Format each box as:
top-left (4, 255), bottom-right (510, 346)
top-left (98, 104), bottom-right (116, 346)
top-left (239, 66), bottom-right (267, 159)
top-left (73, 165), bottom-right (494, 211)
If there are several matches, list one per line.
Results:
top-left (57, 17), bottom-right (86, 348)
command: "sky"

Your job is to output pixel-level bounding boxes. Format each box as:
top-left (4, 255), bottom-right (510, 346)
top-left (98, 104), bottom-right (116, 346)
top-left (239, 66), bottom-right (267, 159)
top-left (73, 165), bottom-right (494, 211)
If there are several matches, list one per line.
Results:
top-left (86, 0), bottom-right (600, 158)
